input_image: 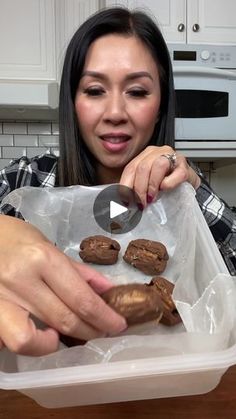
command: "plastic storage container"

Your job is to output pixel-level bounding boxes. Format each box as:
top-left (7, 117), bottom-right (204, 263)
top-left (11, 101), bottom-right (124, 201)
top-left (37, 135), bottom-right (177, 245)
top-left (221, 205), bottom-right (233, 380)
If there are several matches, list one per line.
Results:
top-left (0, 203), bottom-right (235, 408)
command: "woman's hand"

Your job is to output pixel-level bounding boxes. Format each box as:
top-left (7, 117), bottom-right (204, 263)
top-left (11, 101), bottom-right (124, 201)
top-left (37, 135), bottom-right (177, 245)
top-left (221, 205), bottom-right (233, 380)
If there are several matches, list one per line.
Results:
top-left (0, 215), bottom-right (127, 356)
top-left (119, 146), bottom-right (201, 207)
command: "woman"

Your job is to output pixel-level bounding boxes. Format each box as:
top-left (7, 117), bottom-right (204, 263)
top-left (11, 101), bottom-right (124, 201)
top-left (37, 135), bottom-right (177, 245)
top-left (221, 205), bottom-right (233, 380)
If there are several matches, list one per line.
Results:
top-left (0, 7), bottom-right (235, 356)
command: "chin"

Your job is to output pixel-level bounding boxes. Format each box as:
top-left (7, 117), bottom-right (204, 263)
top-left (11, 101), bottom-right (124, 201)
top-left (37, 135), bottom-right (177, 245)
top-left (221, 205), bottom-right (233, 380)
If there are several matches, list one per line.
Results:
top-left (101, 159), bottom-right (126, 169)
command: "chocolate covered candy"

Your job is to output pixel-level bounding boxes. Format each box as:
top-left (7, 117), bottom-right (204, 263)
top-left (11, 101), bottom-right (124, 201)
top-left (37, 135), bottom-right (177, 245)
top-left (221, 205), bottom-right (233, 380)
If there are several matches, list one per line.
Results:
top-left (79, 235), bottom-right (120, 265)
top-left (147, 277), bottom-right (182, 326)
top-left (123, 239), bottom-right (168, 275)
top-left (102, 283), bottom-right (163, 326)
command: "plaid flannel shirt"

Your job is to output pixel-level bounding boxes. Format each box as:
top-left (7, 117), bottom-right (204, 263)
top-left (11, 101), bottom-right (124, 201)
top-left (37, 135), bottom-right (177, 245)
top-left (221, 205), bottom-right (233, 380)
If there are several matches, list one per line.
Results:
top-left (0, 152), bottom-right (235, 275)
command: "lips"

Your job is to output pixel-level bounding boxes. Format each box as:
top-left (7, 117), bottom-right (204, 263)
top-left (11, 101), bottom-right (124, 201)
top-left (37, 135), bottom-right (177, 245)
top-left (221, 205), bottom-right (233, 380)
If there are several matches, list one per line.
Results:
top-left (99, 133), bottom-right (131, 152)
top-left (102, 137), bottom-right (128, 143)
top-left (100, 133), bottom-right (131, 143)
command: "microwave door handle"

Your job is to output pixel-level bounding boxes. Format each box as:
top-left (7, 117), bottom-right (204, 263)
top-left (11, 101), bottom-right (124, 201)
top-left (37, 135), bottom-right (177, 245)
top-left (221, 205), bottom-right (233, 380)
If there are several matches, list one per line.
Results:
top-left (173, 66), bottom-right (236, 80)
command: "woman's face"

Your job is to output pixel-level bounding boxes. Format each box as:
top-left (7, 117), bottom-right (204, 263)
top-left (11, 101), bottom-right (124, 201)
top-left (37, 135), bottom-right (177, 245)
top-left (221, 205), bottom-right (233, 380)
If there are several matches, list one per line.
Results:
top-left (75, 34), bottom-right (161, 181)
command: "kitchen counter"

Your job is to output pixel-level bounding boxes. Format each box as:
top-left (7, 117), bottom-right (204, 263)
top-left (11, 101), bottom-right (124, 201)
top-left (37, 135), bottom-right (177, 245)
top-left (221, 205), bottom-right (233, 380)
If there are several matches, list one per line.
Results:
top-left (0, 364), bottom-right (236, 419)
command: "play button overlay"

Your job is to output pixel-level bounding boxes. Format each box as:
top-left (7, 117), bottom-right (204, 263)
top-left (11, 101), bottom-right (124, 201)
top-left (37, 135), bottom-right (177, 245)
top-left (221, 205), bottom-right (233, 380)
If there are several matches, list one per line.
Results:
top-left (93, 184), bottom-right (143, 234)
top-left (110, 201), bottom-right (128, 219)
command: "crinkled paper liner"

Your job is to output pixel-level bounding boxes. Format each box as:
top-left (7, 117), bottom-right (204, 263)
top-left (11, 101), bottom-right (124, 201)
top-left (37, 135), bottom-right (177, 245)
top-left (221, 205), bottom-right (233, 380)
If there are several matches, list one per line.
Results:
top-left (1, 183), bottom-right (235, 371)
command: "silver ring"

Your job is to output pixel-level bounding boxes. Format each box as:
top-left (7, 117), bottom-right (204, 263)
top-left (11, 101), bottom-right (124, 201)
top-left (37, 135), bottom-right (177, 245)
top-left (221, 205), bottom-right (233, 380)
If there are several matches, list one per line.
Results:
top-left (161, 152), bottom-right (177, 174)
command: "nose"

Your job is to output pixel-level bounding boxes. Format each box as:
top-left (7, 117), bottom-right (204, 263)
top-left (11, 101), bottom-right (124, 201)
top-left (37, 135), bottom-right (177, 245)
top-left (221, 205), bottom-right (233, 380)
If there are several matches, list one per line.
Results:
top-left (103, 91), bottom-right (128, 124)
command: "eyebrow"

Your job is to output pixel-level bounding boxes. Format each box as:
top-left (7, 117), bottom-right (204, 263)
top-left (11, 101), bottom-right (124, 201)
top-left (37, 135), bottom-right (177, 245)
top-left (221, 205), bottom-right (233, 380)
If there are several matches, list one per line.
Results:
top-left (81, 70), bottom-right (154, 81)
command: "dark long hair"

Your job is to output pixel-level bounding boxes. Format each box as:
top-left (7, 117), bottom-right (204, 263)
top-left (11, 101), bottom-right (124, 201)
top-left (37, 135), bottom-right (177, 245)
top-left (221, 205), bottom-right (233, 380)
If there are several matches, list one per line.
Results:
top-left (58, 7), bottom-right (175, 186)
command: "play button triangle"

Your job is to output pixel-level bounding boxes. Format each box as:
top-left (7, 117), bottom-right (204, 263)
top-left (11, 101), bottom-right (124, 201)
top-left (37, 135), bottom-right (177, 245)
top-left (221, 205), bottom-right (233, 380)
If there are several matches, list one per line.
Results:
top-left (93, 184), bottom-right (142, 234)
top-left (110, 200), bottom-right (128, 219)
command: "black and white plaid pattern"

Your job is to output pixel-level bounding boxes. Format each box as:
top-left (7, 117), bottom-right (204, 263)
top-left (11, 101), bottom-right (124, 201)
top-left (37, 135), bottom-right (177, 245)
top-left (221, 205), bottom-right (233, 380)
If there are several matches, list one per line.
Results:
top-left (0, 152), bottom-right (235, 275)
top-left (196, 182), bottom-right (236, 275)
top-left (0, 152), bottom-right (57, 218)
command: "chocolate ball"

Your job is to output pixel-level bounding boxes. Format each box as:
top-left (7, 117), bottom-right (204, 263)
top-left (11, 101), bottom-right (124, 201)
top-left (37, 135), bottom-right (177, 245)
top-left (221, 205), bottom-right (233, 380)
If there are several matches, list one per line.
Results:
top-left (102, 283), bottom-right (163, 326)
top-left (123, 239), bottom-right (169, 275)
top-left (79, 235), bottom-right (120, 265)
top-left (147, 277), bottom-right (182, 326)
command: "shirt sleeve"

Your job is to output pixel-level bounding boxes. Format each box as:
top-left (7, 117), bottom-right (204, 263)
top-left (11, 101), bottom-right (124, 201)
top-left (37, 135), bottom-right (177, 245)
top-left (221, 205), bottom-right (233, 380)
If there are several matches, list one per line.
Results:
top-left (195, 176), bottom-right (236, 275)
top-left (0, 159), bottom-right (20, 203)
top-left (0, 153), bottom-right (57, 216)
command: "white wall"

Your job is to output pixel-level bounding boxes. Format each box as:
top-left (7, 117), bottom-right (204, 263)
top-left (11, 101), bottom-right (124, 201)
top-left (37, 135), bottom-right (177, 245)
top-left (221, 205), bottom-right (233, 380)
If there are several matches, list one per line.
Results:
top-left (211, 163), bottom-right (236, 207)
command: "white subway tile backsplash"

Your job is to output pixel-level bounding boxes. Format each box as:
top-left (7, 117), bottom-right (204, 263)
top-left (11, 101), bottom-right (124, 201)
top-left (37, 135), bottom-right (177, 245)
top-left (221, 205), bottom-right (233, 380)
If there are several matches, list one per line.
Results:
top-left (26, 147), bottom-right (49, 158)
top-left (38, 135), bottom-right (59, 147)
top-left (14, 135), bottom-right (38, 147)
top-left (0, 159), bottom-right (10, 170)
top-left (0, 120), bottom-right (59, 168)
top-left (52, 123), bottom-right (59, 135)
top-left (28, 122), bottom-right (52, 135)
top-left (3, 122), bottom-right (27, 135)
top-left (0, 135), bottom-right (14, 146)
top-left (3, 146), bottom-right (26, 159)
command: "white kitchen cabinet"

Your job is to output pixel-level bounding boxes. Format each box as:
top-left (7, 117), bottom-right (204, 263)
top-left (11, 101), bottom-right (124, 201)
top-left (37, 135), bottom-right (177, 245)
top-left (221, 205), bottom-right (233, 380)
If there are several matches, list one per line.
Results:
top-left (56, 0), bottom-right (100, 79)
top-left (187, 0), bottom-right (236, 45)
top-left (0, 0), bottom-right (99, 82)
top-left (104, 0), bottom-right (186, 43)
top-left (0, 0), bottom-right (56, 80)
top-left (0, 0), bottom-right (99, 114)
top-left (104, 0), bottom-right (236, 44)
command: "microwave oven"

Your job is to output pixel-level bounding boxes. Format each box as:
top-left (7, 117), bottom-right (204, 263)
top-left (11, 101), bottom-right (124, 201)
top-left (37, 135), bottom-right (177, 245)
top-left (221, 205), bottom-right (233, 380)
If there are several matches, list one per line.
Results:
top-left (167, 44), bottom-right (236, 159)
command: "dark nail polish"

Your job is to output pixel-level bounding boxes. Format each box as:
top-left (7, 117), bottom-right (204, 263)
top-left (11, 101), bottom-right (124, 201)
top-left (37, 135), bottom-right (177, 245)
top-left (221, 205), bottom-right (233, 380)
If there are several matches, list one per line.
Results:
top-left (137, 203), bottom-right (144, 211)
top-left (147, 194), bottom-right (153, 204)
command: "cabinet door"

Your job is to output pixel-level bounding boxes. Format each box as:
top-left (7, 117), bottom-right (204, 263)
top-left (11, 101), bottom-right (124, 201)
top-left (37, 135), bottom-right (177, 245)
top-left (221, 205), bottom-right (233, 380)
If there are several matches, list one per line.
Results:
top-left (188, 0), bottom-right (236, 44)
top-left (56, 0), bottom-right (99, 79)
top-left (0, 0), bottom-right (56, 80)
top-left (104, 0), bottom-right (187, 43)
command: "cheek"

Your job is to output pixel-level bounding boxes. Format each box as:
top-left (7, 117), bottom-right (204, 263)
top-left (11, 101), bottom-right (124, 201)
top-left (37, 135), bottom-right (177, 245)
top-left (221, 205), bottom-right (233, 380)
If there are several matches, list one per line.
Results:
top-left (75, 101), bottom-right (93, 132)
top-left (75, 100), bottom-right (103, 139)
top-left (134, 102), bottom-right (159, 133)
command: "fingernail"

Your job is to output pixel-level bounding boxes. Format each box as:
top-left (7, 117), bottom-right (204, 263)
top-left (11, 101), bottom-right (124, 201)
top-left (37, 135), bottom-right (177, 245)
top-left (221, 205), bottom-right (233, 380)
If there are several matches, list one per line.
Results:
top-left (119, 319), bottom-right (128, 332)
top-left (137, 203), bottom-right (144, 211)
top-left (109, 320), bottom-right (128, 336)
top-left (147, 194), bottom-right (154, 204)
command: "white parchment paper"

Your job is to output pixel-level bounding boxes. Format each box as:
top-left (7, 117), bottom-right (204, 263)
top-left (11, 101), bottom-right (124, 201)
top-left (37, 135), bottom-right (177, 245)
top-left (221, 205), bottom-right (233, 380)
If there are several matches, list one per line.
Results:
top-left (1, 182), bottom-right (235, 371)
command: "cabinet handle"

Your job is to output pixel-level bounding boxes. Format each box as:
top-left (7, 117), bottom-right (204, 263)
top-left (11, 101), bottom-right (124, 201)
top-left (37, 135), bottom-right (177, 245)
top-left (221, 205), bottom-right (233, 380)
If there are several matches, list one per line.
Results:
top-left (192, 23), bottom-right (200, 32)
top-left (177, 23), bottom-right (185, 32)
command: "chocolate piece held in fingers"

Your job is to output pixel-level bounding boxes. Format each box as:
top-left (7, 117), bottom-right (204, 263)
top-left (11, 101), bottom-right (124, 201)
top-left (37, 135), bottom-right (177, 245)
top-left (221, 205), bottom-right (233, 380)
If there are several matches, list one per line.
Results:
top-left (147, 277), bottom-right (182, 326)
top-left (102, 283), bottom-right (163, 326)
top-left (123, 239), bottom-right (169, 275)
top-left (79, 235), bottom-right (120, 265)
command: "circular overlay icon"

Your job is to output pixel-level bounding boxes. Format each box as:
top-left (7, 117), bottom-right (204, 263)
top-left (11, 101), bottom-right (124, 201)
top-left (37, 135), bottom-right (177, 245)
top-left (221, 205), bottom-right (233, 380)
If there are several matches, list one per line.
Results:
top-left (93, 184), bottom-right (143, 234)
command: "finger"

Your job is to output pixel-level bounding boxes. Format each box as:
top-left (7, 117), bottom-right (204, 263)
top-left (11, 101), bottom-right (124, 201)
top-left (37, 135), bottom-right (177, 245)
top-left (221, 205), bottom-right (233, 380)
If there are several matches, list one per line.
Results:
top-left (3, 260), bottom-right (110, 342)
top-left (119, 145), bottom-right (174, 190)
top-left (2, 243), bottom-right (127, 340)
top-left (40, 251), bottom-right (127, 336)
top-left (0, 299), bottom-right (59, 356)
top-left (132, 160), bottom-right (151, 208)
top-left (25, 276), bottom-right (106, 341)
top-left (70, 259), bottom-right (114, 294)
top-left (119, 159), bottom-right (149, 208)
top-left (147, 155), bottom-right (173, 200)
top-left (119, 162), bottom-right (136, 190)
top-left (160, 159), bottom-right (188, 191)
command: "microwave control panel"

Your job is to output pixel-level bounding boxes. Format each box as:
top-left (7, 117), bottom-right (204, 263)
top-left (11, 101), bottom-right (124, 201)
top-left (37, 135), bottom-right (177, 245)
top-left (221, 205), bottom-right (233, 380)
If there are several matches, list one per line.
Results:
top-left (167, 44), bottom-right (236, 69)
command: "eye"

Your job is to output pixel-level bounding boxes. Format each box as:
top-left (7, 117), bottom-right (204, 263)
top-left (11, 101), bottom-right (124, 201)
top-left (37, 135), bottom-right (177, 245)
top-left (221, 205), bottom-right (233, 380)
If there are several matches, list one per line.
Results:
top-left (127, 89), bottom-right (149, 98)
top-left (84, 87), bottom-right (105, 96)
